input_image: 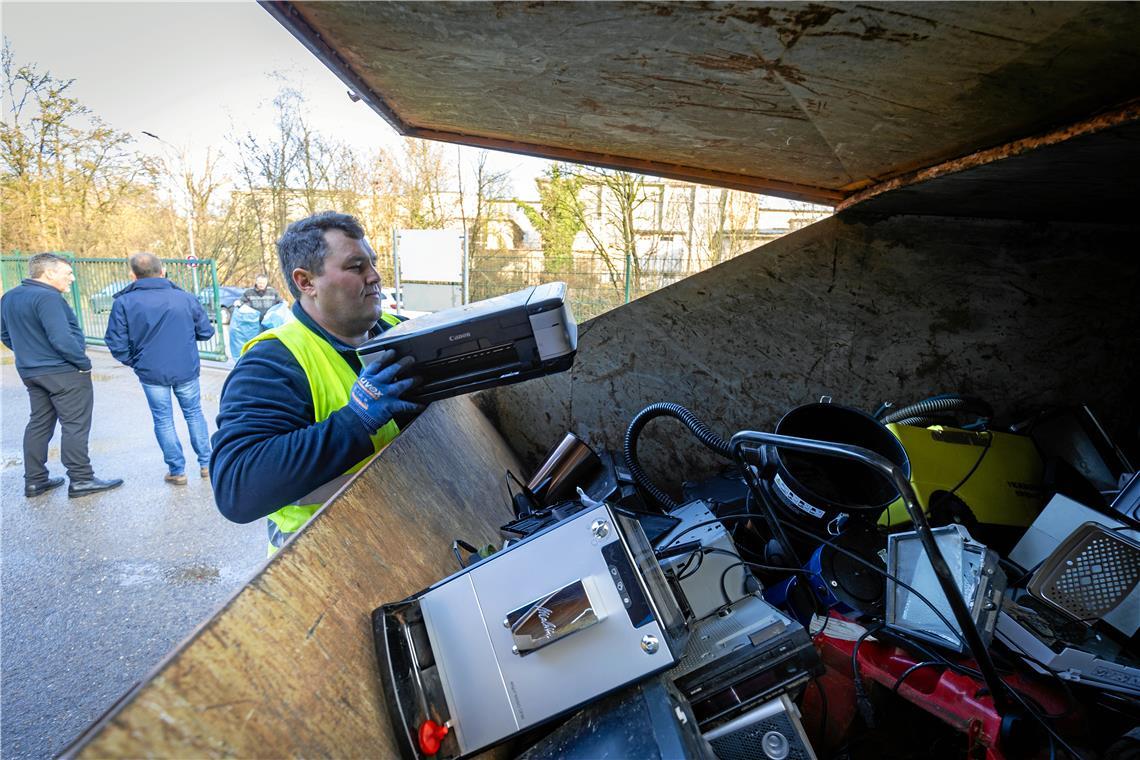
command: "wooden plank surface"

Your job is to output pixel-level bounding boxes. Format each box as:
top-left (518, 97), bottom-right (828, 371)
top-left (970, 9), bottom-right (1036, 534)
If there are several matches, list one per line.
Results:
top-left (71, 395), bottom-right (520, 757)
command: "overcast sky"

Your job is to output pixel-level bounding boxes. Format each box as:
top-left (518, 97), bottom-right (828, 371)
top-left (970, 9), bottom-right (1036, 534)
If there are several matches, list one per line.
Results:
top-left (3, 1), bottom-right (550, 195)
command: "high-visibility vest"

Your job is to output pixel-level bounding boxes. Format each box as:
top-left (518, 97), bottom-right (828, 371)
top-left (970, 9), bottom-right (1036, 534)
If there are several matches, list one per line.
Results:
top-left (243, 313), bottom-right (403, 555)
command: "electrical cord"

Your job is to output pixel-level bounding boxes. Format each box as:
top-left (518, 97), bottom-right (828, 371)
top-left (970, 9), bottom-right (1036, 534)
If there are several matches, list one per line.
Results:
top-left (852, 622), bottom-right (884, 728)
top-left (811, 676), bottom-right (829, 751)
top-left (734, 445), bottom-right (804, 567)
top-left (653, 507), bottom-right (969, 648)
top-left (891, 661), bottom-right (945, 693)
top-left (650, 461), bottom-right (1087, 755)
top-left (776, 515), bottom-right (970, 649)
top-left (676, 548), bottom-right (705, 582)
top-left (728, 451), bottom-right (1093, 757)
top-left (885, 432), bottom-right (991, 529)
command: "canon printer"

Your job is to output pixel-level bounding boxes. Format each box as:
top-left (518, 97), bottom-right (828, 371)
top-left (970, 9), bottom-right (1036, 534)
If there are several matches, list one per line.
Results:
top-left (357, 282), bottom-right (577, 403)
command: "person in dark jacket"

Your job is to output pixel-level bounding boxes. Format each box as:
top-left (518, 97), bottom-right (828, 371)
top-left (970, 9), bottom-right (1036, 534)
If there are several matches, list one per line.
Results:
top-left (210, 212), bottom-right (420, 554)
top-left (240, 274), bottom-right (283, 327)
top-left (0, 253), bottom-right (123, 498)
top-left (104, 252), bottom-right (215, 485)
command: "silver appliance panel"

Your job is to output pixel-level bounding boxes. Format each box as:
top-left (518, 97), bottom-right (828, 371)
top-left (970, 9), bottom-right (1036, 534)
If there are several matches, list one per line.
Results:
top-left (420, 504), bottom-right (676, 755)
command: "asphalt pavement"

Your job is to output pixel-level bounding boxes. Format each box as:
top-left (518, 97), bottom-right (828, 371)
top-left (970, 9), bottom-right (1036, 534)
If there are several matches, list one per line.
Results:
top-left (1, 347), bottom-right (263, 759)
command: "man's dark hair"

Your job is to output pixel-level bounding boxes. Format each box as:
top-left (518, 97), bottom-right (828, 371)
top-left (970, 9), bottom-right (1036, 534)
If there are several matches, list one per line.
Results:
top-left (276, 211), bottom-right (366, 298)
top-left (27, 253), bottom-right (70, 279)
top-left (129, 252), bottom-right (164, 278)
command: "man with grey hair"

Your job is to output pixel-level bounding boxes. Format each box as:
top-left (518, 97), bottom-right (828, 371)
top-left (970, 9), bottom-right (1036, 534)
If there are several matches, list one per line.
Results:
top-left (105, 252), bottom-right (215, 485)
top-left (1, 253), bottom-right (123, 497)
top-left (211, 211), bottom-right (421, 554)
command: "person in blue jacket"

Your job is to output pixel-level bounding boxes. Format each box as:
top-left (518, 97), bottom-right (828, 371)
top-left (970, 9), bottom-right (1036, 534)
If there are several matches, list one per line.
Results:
top-left (0, 253), bottom-right (123, 498)
top-left (104, 252), bottom-right (215, 485)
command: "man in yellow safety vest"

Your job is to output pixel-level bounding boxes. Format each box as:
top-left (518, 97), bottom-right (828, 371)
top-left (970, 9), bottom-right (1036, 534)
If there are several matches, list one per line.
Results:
top-left (210, 211), bottom-right (422, 554)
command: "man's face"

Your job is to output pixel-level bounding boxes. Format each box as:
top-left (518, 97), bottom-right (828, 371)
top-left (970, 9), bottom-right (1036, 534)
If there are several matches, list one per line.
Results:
top-left (255, 276), bottom-right (268, 290)
top-left (42, 263), bottom-right (75, 293)
top-left (304, 229), bottom-right (382, 338)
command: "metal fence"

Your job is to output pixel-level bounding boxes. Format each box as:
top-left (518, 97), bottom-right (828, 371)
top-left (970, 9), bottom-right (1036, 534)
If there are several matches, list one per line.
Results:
top-left (1, 254), bottom-right (228, 361)
top-left (468, 247), bottom-right (698, 322)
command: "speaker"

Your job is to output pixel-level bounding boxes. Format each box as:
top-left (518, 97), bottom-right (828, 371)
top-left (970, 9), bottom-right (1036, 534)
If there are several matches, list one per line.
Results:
top-left (703, 695), bottom-right (817, 760)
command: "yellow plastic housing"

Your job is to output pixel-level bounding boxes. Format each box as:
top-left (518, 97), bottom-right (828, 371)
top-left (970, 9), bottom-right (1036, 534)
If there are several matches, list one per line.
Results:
top-left (880, 424), bottom-right (1045, 529)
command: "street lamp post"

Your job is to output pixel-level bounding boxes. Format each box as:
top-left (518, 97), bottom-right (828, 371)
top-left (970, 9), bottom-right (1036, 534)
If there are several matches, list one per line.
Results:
top-left (142, 131), bottom-right (196, 260)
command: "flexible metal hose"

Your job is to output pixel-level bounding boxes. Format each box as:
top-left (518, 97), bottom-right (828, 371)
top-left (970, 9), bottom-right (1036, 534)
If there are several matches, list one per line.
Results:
top-left (879, 394), bottom-right (992, 426)
top-left (623, 402), bottom-right (734, 511)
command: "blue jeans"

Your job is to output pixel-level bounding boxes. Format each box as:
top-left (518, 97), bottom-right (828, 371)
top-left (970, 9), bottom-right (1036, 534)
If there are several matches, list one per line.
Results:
top-left (141, 379), bottom-right (212, 476)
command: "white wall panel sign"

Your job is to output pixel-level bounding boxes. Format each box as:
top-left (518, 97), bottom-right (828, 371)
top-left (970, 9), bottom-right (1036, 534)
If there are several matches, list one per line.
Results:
top-left (396, 229), bottom-right (464, 283)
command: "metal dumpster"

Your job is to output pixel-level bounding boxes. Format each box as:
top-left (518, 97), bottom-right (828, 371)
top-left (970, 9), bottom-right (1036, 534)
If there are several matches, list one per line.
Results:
top-left (70, 3), bottom-right (1140, 756)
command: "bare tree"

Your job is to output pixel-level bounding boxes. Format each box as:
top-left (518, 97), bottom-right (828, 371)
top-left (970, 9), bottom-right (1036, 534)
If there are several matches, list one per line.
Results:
top-left (569, 168), bottom-right (654, 296)
top-left (1, 43), bottom-right (160, 257)
top-left (396, 138), bottom-right (451, 229)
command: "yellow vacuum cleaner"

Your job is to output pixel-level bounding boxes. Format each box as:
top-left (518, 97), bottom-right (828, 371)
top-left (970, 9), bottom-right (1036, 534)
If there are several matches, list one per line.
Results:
top-left (880, 424), bottom-right (1046, 532)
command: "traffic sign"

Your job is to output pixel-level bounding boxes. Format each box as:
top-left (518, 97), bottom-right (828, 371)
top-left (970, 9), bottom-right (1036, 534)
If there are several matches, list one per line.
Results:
top-left (187, 253), bottom-right (199, 268)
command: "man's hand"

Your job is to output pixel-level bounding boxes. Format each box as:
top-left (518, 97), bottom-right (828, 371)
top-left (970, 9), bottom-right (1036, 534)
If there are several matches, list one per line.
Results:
top-left (348, 350), bottom-right (422, 432)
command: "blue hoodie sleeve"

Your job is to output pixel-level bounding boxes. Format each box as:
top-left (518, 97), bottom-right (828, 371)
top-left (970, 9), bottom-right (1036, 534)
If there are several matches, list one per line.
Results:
top-left (209, 339), bottom-right (375, 524)
top-left (191, 296), bottom-right (215, 342)
top-left (37, 294), bottom-right (91, 371)
top-left (104, 299), bottom-right (133, 366)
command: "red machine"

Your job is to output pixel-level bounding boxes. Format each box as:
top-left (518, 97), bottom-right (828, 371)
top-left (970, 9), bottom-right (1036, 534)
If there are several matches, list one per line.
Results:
top-left (802, 614), bottom-right (1080, 759)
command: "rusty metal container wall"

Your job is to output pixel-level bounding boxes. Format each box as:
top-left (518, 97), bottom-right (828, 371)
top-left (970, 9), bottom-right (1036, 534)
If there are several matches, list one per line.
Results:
top-left (477, 213), bottom-right (1140, 487)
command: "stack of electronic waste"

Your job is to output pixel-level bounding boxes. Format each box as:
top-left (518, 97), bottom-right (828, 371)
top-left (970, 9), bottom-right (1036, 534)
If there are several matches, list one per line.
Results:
top-left (369, 397), bottom-right (1139, 759)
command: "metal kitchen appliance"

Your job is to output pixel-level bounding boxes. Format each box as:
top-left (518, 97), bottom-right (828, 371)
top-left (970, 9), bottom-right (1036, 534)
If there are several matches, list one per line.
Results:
top-left (373, 502), bottom-right (688, 760)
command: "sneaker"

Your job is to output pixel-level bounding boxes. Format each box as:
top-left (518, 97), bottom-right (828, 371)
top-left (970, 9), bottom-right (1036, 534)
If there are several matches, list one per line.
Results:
top-left (199, 467), bottom-right (209, 479)
top-left (68, 477), bottom-right (124, 498)
top-left (164, 473), bottom-right (188, 486)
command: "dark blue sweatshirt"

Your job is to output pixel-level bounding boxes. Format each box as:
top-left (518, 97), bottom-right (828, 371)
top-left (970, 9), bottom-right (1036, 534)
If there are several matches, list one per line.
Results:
top-left (104, 278), bottom-right (214, 386)
top-left (0, 279), bottom-right (91, 378)
top-left (210, 302), bottom-right (407, 524)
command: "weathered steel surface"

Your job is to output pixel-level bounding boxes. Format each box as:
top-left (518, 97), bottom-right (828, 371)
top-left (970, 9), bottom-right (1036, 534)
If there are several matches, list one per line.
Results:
top-left (478, 214), bottom-right (1140, 484)
top-left (270, 1), bottom-right (1140, 203)
top-left (70, 396), bottom-right (520, 757)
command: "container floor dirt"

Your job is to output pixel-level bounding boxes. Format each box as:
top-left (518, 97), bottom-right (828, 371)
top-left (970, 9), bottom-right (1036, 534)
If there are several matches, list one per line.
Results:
top-left (0, 347), bottom-right (263, 760)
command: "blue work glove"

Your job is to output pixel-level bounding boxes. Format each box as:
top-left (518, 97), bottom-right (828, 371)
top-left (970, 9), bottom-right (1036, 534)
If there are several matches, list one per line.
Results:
top-left (348, 350), bottom-right (423, 432)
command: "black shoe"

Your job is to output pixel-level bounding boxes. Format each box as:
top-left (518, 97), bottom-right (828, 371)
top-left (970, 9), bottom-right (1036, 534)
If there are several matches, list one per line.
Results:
top-left (25, 477), bottom-right (65, 497)
top-left (68, 477), bottom-right (124, 498)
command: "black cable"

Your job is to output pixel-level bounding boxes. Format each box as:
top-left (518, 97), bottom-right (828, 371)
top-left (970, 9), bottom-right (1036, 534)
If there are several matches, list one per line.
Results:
top-left (778, 516), bottom-right (969, 649)
top-left (852, 622), bottom-right (884, 728)
top-left (734, 445), bottom-right (804, 568)
top-left (891, 661), bottom-right (945, 693)
top-left (651, 505), bottom-right (969, 648)
top-left (728, 451), bottom-right (1091, 756)
top-left (811, 676), bottom-right (829, 751)
top-left (675, 547), bottom-right (704, 581)
top-left (888, 628), bottom-right (1084, 756)
top-left (810, 610), bottom-right (832, 638)
top-left (927, 433), bottom-right (993, 514)
top-left (885, 432), bottom-right (991, 529)
top-left (1003, 680), bottom-right (1086, 760)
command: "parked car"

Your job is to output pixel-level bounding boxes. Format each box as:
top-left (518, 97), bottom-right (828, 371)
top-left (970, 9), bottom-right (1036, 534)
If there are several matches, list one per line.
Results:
top-left (88, 280), bottom-right (131, 314)
top-left (197, 285), bottom-right (246, 324)
top-left (380, 287), bottom-right (428, 319)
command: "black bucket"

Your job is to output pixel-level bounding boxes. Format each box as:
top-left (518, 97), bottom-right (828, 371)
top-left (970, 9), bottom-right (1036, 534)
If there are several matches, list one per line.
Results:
top-left (767, 402), bottom-right (909, 526)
